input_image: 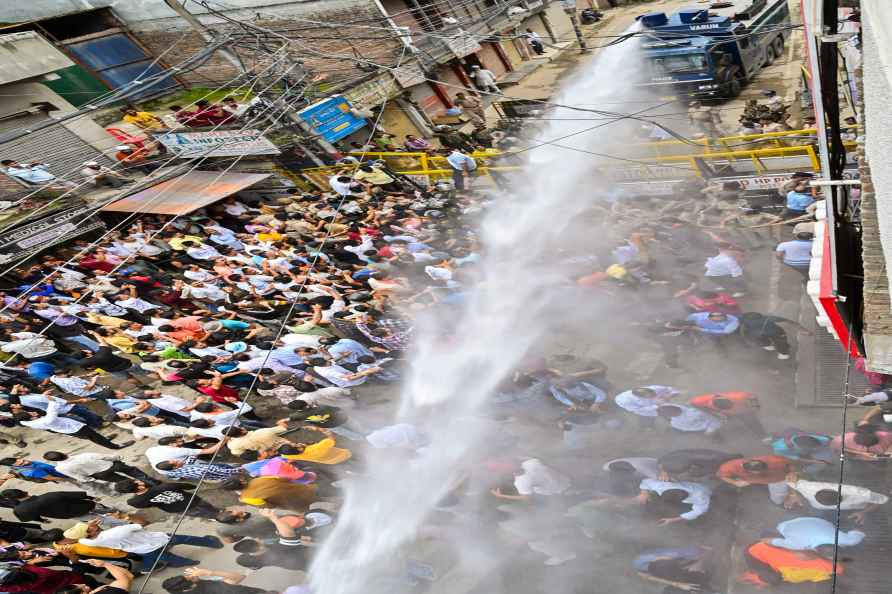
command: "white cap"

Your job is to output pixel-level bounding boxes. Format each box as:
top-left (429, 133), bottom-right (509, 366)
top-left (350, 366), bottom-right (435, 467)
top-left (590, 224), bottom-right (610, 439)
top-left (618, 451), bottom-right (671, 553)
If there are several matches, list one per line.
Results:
top-left (116, 145), bottom-right (132, 151)
top-left (83, 161), bottom-right (99, 166)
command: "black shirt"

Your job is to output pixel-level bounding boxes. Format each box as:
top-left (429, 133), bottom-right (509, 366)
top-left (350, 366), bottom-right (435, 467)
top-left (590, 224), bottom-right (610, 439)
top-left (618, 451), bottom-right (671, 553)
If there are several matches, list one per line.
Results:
top-left (13, 491), bottom-right (95, 521)
top-left (288, 404), bottom-right (345, 427)
top-left (127, 482), bottom-right (198, 513)
top-left (80, 347), bottom-right (132, 372)
top-left (0, 520), bottom-right (40, 541)
top-left (253, 539), bottom-right (309, 570)
top-left (658, 449), bottom-right (741, 479)
top-left (92, 587), bottom-right (128, 594)
top-left (193, 583), bottom-right (270, 594)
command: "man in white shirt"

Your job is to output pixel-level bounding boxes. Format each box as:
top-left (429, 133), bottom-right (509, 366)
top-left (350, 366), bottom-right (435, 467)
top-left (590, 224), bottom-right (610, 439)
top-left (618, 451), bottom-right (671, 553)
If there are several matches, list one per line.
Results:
top-left (19, 396), bottom-right (133, 449)
top-left (638, 478), bottom-right (712, 523)
top-left (1, 332), bottom-right (59, 359)
top-left (525, 28), bottom-right (545, 54)
top-left (48, 371), bottom-right (109, 397)
top-left (328, 175), bottom-right (358, 197)
top-left (312, 359), bottom-right (380, 388)
top-left (494, 459), bottom-right (571, 500)
top-left (127, 416), bottom-right (190, 440)
top-left (44, 450), bottom-right (153, 484)
top-left (703, 247), bottom-right (746, 296)
top-left (469, 65), bottom-right (499, 93)
top-left (446, 149), bottom-right (477, 192)
top-left (786, 479), bottom-right (889, 524)
top-left (115, 295), bottom-right (159, 315)
top-left (656, 404), bottom-right (722, 434)
top-left (79, 523), bottom-right (223, 568)
top-left (614, 385), bottom-right (680, 422)
top-left (184, 282), bottom-right (227, 302)
top-left (2, 160), bottom-right (57, 184)
top-left (135, 391), bottom-right (194, 418)
top-left (145, 440), bottom-right (223, 472)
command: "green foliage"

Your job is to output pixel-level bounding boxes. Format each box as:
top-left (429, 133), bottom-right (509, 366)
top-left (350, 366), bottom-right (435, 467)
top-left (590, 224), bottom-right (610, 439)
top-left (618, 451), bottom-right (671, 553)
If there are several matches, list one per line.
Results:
top-left (139, 87), bottom-right (255, 111)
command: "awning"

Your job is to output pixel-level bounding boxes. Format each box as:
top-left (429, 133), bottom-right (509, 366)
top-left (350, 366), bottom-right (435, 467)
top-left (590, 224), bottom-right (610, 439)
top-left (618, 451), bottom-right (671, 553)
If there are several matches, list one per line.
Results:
top-left (101, 171), bottom-right (270, 215)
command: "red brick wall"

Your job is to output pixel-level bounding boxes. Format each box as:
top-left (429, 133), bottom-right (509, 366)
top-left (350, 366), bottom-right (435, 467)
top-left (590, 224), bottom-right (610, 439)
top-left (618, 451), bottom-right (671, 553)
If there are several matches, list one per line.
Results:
top-left (130, 1), bottom-right (403, 90)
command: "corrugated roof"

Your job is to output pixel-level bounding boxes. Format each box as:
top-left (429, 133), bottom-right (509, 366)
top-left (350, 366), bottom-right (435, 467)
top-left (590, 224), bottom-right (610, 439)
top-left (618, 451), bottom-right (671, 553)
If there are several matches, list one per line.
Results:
top-left (100, 170), bottom-right (270, 215)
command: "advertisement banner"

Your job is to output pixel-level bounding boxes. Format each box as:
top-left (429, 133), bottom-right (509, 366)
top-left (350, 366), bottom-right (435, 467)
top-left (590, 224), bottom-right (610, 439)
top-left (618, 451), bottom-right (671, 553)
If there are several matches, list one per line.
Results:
top-left (0, 203), bottom-right (105, 262)
top-left (155, 129), bottom-right (280, 158)
top-left (298, 96), bottom-right (368, 143)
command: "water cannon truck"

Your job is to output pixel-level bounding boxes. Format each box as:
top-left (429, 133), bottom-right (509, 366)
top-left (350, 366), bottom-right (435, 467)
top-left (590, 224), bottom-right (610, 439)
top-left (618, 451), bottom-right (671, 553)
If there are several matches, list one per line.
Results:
top-left (637, 0), bottom-right (791, 100)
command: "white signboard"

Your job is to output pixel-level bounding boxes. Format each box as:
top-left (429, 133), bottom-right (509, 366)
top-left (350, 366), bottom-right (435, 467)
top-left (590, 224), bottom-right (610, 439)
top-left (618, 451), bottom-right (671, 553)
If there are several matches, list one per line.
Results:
top-left (735, 174), bottom-right (793, 190)
top-left (616, 181), bottom-right (682, 196)
top-left (605, 165), bottom-right (697, 181)
top-left (156, 129), bottom-right (280, 158)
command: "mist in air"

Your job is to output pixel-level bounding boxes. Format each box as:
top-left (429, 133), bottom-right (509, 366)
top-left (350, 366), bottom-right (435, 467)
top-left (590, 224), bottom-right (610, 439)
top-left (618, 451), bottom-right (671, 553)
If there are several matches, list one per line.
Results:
top-left (308, 28), bottom-right (662, 594)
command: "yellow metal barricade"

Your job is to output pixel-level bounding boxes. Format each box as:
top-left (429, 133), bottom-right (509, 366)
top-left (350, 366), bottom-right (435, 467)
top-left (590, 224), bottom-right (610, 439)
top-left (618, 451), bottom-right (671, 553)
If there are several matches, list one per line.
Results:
top-left (297, 133), bottom-right (835, 188)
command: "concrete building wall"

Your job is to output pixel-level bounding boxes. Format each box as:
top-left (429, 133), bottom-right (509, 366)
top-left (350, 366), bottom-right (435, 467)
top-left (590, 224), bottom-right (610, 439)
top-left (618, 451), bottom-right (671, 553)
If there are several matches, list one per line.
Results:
top-left (0, 80), bottom-right (113, 154)
top-left (862, 1), bottom-right (892, 306)
top-left (0, 0), bottom-right (359, 23)
top-left (0, 1), bottom-right (403, 88)
top-left (0, 31), bottom-right (74, 85)
top-left (127, 1), bottom-right (402, 87)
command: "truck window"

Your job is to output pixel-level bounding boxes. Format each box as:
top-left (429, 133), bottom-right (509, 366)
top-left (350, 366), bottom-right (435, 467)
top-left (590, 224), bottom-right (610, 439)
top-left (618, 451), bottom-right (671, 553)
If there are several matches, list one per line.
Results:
top-left (650, 53), bottom-right (708, 75)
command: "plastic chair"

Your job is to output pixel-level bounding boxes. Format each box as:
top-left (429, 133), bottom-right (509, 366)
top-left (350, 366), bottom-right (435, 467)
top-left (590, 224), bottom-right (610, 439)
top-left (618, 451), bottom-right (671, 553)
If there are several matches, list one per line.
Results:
top-left (105, 127), bottom-right (148, 150)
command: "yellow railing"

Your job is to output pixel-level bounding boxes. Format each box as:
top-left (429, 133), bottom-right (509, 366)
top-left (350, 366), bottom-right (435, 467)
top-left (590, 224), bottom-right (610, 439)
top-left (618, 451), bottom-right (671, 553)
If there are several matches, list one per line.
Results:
top-left (298, 131), bottom-right (833, 188)
top-left (300, 150), bottom-right (520, 186)
top-left (631, 127), bottom-right (858, 159)
top-left (649, 144), bottom-right (822, 175)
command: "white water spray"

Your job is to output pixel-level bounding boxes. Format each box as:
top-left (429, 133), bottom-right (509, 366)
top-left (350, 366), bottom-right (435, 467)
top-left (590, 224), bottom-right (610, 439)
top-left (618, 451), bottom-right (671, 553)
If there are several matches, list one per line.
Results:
top-left (309, 27), bottom-right (660, 594)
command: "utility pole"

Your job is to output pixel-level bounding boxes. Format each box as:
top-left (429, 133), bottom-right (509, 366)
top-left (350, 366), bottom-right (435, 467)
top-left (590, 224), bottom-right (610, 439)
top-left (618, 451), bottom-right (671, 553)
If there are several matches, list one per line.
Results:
top-left (560, 0), bottom-right (588, 52)
top-left (165, 0), bottom-right (338, 164)
top-left (162, 0), bottom-right (246, 74)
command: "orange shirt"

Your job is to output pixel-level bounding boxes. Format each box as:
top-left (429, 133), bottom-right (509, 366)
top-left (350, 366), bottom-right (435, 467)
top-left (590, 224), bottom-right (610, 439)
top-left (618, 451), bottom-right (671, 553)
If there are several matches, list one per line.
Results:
top-left (718, 455), bottom-right (792, 484)
top-left (171, 315), bottom-right (203, 333)
top-left (748, 542), bottom-right (840, 583)
top-left (115, 147), bottom-right (151, 164)
top-left (689, 391), bottom-right (755, 416)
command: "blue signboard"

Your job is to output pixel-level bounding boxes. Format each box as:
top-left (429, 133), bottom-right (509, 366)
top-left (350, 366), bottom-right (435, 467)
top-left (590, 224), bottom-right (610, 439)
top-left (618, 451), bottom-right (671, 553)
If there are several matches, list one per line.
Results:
top-left (298, 96), bottom-right (367, 143)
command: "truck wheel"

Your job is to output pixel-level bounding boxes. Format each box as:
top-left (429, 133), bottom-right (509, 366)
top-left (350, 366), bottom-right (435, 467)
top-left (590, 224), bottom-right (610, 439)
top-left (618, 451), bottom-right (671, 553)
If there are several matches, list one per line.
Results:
top-left (764, 44), bottom-right (775, 66)
top-left (773, 37), bottom-right (785, 57)
top-left (724, 74), bottom-right (743, 98)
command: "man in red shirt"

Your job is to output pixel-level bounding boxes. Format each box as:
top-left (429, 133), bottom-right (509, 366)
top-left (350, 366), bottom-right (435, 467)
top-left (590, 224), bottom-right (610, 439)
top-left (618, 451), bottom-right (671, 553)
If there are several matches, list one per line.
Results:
top-left (689, 392), bottom-right (764, 436)
top-left (718, 455), bottom-right (798, 505)
top-left (718, 455), bottom-right (795, 486)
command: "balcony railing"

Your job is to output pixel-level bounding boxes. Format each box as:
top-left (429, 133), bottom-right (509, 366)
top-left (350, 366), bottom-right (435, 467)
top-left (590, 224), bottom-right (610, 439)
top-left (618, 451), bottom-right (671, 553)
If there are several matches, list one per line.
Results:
top-left (410, 0), bottom-right (547, 67)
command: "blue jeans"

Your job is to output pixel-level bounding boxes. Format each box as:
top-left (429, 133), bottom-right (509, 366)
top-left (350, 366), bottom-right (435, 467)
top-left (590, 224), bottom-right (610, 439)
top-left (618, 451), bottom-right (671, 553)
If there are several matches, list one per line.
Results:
top-left (67, 404), bottom-right (104, 428)
top-left (67, 335), bottom-right (101, 352)
top-left (141, 534), bottom-right (220, 568)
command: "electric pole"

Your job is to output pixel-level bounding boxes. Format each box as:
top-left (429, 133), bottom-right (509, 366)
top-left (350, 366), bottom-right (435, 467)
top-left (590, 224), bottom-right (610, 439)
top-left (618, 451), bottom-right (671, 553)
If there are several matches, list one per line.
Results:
top-left (162, 0), bottom-right (246, 74)
top-left (561, 0), bottom-right (589, 53)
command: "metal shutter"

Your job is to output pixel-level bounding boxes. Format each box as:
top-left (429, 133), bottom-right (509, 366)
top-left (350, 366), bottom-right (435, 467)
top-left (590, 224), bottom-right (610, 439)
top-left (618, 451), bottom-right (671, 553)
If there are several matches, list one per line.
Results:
top-left (797, 328), bottom-right (870, 407)
top-left (0, 112), bottom-right (112, 180)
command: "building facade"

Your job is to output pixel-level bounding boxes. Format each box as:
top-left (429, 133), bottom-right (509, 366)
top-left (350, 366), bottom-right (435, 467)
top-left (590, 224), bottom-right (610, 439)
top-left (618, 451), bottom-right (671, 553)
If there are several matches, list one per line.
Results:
top-left (0, 31), bottom-right (115, 193)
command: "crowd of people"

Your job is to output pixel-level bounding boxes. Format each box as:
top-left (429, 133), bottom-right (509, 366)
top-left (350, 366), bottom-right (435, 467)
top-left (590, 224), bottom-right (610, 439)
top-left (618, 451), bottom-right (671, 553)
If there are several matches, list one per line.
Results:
top-left (0, 151), bottom-right (488, 592)
top-left (0, 73), bottom-right (879, 594)
top-left (473, 167), bottom-right (886, 593)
